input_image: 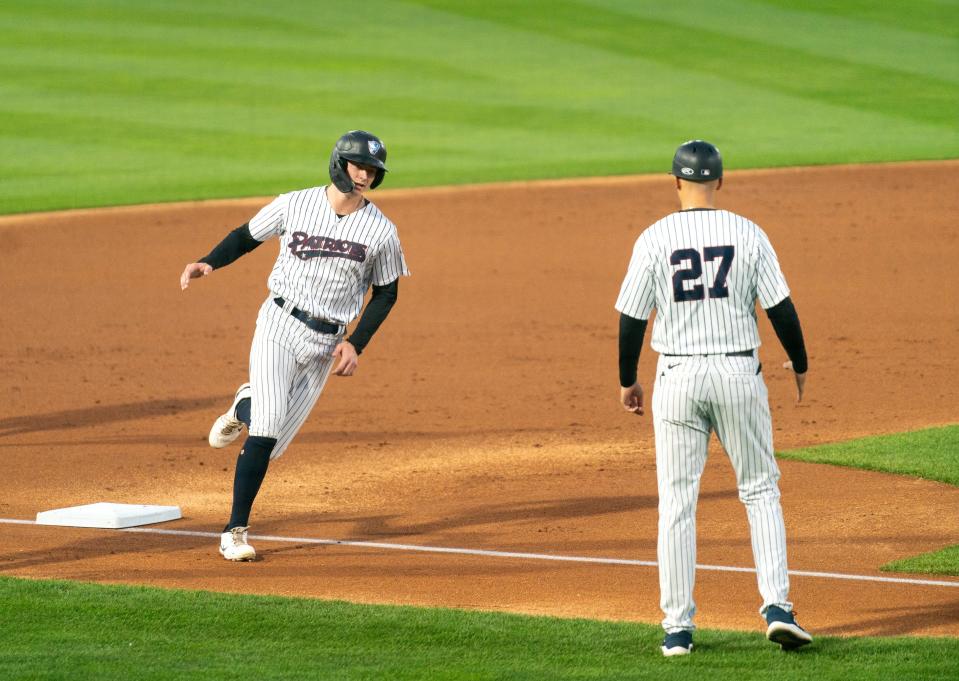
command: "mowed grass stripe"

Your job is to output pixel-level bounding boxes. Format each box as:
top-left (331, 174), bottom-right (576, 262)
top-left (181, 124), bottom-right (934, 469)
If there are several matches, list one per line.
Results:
top-left (1, 44), bottom-right (945, 149)
top-left (756, 0), bottom-right (959, 39)
top-left (0, 0), bottom-right (332, 44)
top-left (0, 58), bottom-right (685, 141)
top-left (584, 0), bottom-right (959, 83)
top-left (412, 0), bottom-right (958, 126)
top-left (1, 576), bottom-right (957, 681)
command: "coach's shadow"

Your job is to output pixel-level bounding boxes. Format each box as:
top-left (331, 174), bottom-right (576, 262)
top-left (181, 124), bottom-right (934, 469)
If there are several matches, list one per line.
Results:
top-left (272, 488), bottom-right (737, 547)
top-left (816, 599), bottom-right (959, 637)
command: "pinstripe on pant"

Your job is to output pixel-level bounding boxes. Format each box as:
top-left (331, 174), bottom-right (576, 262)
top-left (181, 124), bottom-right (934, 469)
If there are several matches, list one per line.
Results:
top-left (248, 296), bottom-right (338, 461)
top-left (652, 353), bottom-right (791, 633)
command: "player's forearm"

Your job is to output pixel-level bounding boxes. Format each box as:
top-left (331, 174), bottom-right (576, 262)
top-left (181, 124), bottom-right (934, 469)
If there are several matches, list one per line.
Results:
top-left (199, 223), bottom-right (262, 270)
top-left (618, 313), bottom-right (648, 387)
top-left (765, 296), bottom-right (808, 373)
top-left (347, 279), bottom-right (399, 355)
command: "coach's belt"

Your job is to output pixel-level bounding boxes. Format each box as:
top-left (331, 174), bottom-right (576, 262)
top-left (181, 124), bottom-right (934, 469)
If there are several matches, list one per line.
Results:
top-left (273, 297), bottom-right (341, 335)
top-left (663, 349), bottom-right (754, 357)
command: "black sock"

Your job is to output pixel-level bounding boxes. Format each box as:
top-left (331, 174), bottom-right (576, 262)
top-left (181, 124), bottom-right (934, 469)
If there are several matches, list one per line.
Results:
top-left (224, 435), bottom-right (276, 531)
top-left (235, 397), bottom-right (252, 427)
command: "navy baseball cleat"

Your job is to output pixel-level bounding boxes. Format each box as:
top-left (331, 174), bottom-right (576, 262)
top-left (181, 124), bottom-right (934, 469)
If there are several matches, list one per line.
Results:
top-left (661, 630), bottom-right (693, 656)
top-left (765, 605), bottom-right (812, 650)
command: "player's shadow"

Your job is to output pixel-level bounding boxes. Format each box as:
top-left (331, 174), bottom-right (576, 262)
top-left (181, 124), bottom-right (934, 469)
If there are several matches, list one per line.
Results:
top-left (0, 397), bottom-right (222, 438)
top-left (816, 599), bottom-right (959, 636)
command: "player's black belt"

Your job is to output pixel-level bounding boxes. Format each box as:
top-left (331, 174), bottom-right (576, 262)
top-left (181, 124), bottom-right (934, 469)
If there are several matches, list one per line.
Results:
top-left (663, 349), bottom-right (754, 357)
top-left (273, 297), bottom-right (340, 335)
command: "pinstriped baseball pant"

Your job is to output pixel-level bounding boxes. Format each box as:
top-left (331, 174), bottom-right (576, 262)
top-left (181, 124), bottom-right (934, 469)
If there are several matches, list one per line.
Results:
top-left (652, 353), bottom-right (792, 633)
top-left (248, 296), bottom-right (339, 461)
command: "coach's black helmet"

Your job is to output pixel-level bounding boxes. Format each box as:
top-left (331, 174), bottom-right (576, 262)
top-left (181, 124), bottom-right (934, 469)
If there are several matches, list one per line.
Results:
top-left (329, 130), bottom-right (388, 193)
top-left (670, 139), bottom-right (723, 182)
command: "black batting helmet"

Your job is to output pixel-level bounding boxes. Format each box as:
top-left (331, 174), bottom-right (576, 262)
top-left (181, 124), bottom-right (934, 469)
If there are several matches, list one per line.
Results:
top-left (670, 139), bottom-right (723, 182)
top-left (329, 130), bottom-right (388, 193)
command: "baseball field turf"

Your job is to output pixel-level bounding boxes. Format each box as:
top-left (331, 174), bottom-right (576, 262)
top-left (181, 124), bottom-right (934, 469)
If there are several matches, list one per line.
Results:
top-left (1, 574), bottom-right (956, 681)
top-left (2, 1), bottom-right (957, 679)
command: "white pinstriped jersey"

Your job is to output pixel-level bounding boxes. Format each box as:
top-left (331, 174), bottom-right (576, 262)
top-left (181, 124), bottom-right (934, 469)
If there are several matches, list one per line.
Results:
top-left (615, 209), bottom-right (790, 355)
top-left (248, 185), bottom-right (409, 325)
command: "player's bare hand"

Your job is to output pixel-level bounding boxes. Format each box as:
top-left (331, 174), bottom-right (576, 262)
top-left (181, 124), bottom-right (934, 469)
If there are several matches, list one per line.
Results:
top-left (783, 361), bottom-right (806, 403)
top-left (332, 341), bottom-right (358, 376)
top-left (620, 383), bottom-right (644, 415)
top-left (180, 262), bottom-right (213, 290)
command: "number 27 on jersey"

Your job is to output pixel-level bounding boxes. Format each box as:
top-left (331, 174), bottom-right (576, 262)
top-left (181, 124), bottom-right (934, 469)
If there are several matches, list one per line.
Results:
top-left (670, 246), bottom-right (734, 303)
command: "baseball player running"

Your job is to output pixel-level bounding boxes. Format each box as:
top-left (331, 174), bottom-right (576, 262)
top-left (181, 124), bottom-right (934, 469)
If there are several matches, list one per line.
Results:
top-left (180, 130), bottom-right (409, 562)
top-left (615, 140), bottom-right (811, 656)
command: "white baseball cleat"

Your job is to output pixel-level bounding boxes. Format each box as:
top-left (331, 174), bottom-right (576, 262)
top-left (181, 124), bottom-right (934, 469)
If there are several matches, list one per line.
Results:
top-left (208, 383), bottom-right (251, 448)
top-left (219, 526), bottom-right (256, 561)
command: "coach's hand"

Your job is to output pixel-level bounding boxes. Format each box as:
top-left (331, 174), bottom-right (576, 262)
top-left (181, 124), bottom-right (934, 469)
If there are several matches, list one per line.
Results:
top-left (620, 383), bottom-right (644, 416)
top-left (180, 262), bottom-right (213, 290)
top-left (332, 341), bottom-right (358, 376)
top-left (783, 361), bottom-right (806, 403)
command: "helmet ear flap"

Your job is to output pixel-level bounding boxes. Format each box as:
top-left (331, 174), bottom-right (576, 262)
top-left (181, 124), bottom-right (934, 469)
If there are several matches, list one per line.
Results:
top-left (329, 151), bottom-right (354, 193)
top-left (370, 168), bottom-right (385, 189)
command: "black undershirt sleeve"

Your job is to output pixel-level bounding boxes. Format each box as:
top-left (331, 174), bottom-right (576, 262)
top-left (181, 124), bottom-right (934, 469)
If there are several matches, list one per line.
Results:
top-left (618, 313), bottom-right (649, 388)
top-left (765, 296), bottom-right (808, 374)
top-left (347, 279), bottom-right (399, 355)
top-left (198, 223), bottom-right (262, 270)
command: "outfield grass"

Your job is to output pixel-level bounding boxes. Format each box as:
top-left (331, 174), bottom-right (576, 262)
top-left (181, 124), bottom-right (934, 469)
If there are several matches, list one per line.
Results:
top-left (0, 576), bottom-right (956, 681)
top-left (1, 0), bottom-right (957, 214)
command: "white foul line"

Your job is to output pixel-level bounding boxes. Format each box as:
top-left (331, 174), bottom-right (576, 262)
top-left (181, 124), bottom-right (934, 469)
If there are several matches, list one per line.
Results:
top-left (3, 517), bottom-right (958, 589)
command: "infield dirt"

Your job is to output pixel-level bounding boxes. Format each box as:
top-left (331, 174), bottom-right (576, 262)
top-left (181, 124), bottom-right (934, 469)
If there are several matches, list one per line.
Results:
top-left (1, 161), bottom-right (957, 638)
